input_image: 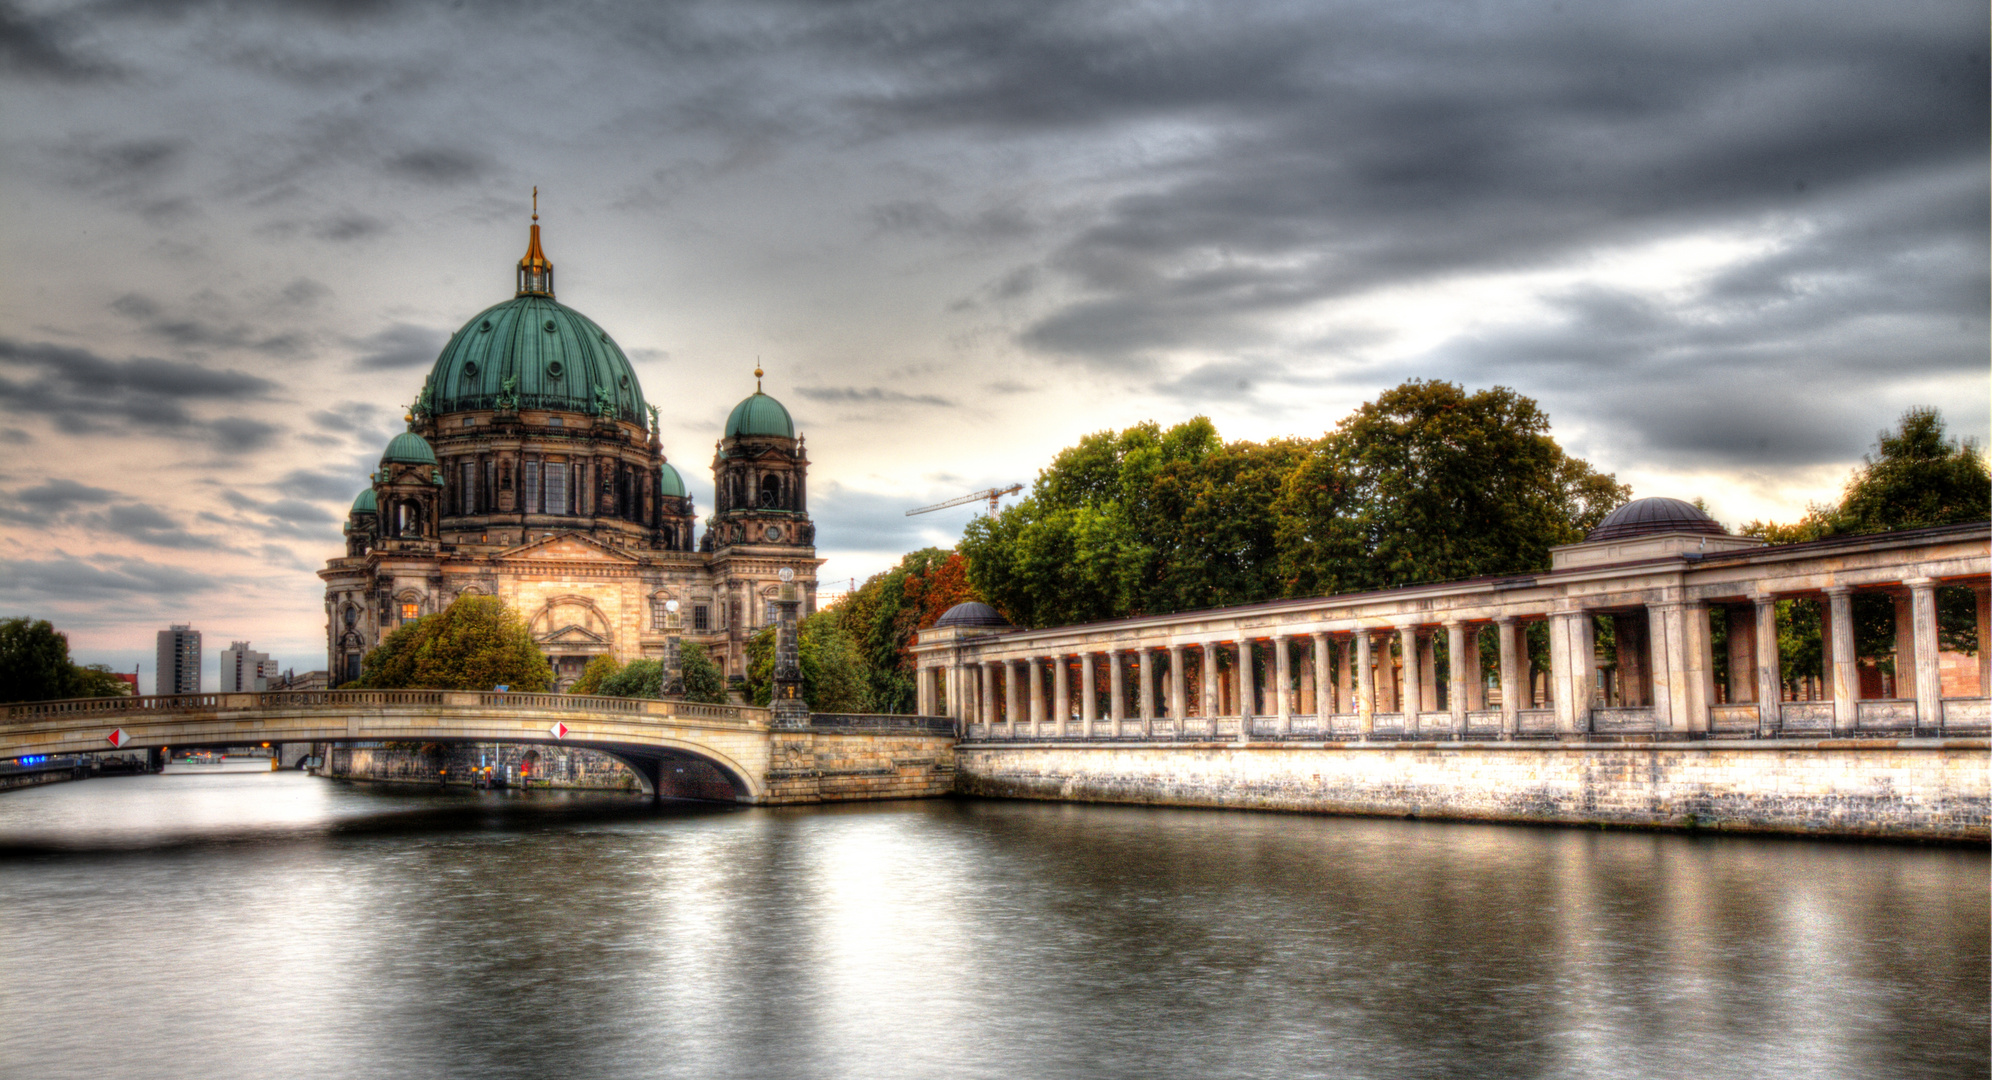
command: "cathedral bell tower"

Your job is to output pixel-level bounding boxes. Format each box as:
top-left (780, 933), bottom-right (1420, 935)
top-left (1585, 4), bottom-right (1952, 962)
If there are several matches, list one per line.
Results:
top-left (704, 367), bottom-right (813, 551)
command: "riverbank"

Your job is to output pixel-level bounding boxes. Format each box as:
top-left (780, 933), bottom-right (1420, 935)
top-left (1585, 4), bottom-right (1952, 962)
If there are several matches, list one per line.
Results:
top-left (955, 737), bottom-right (1991, 842)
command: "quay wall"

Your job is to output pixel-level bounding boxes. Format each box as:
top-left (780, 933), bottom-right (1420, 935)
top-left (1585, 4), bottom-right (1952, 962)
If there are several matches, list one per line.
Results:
top-left (954, 739), bottom-right (1991, 841)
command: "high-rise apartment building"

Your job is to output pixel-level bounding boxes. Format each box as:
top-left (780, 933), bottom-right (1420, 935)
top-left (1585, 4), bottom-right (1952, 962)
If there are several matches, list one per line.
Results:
top-left (156, 624), bottom-right (201, 695)
top-left (219, 641), bottom-right (275, 693)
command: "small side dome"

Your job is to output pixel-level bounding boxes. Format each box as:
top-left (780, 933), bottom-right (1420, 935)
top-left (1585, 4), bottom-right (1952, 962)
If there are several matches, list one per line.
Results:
top-left (381, 431), bottom-right (437, 467)
top-left (350, 488), bottom-right (378, 514)
top-left (934, 601), bottom-right (1009, 628)
top-left (725, 391), bottom-right (795, 439)
top-left (1587, 497), bottom-right (1727, 541)
top-left (658, 461), bottom-right (687, 498)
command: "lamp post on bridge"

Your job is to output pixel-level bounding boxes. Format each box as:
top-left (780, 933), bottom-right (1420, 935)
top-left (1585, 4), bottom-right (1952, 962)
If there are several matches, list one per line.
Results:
top-left (663, 600), bottom-right (685, 697)
top-left (771, 568), bottom-right (809, 730)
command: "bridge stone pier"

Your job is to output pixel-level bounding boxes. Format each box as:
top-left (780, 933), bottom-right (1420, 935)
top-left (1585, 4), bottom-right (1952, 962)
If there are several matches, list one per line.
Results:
top-left (0, 691), bottom-right (955, 805)
top-left (916, 511), bottom-right (1991, 840)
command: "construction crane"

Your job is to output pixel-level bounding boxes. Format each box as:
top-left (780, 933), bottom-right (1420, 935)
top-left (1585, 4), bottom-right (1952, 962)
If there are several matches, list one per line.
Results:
top-left (906, 484), bottom-right (1023, 518)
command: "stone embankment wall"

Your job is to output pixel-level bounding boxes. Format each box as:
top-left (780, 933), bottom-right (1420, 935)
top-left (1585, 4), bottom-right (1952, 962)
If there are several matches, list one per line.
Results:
top-left (764, 716), bottom-right (957, 804)
top-left (954, 740), bottom-right (1989, 841)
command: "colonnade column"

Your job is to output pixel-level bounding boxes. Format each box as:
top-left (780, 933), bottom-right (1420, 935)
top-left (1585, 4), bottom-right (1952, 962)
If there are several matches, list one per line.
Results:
top-left (1035, 657), bottom-right (1051, 741)
top-left (1496, 617), bottom-right (1520, 738)
top-left (1825, 586), bottom-right (1856, 736)
top-left (1398, 626), bottom-right (1419, 730)
top-left (1200, 643), bottom-right (1219, 730)
top-left (1374, 631), bottom-right (1397, 714)
top-left (1753, 595), bottom-right (1782, 734)
top-left (1272, 634), bottom-right (1292, 735)
top-left (1311, 633), bottom-right (1330, 722)
top-left (1004, 660), bottom-right (1020, 739)
top-left (980, 661), bottom-right (997, 731)
top-left (1681, 601), bottom-right (1713, 735)
top-left (1977, 584), bottom-right (1992, 698)
top-left (1053, 654), bottom-right (1070, 737)
top-left (1646, 601), bottom-right (1681, 732)
top-left (1080, 652), bottom-right (1097, 731)
top-left (1137, 647), bottom-right (1155, 736)
top-left (1550, 609), bottom-right (1594, 736)
top-left (1447, 621), bottom-right (1468, 738)
top-left (1236, 639), bottom-right (1255, 744)
top-left (1108, 650), bottom-right (1126, 732)
top-left (1908, 578), bottom-right (1940, 736)
top-left (1168, 646), bottom-right (1187, 726)
top-left (1892, 592), bottom-right (1917, 700)
top-left (1356, 631), bottom-right (1376, 738)
top-left (1338, 636), bottom-right (1355, 716)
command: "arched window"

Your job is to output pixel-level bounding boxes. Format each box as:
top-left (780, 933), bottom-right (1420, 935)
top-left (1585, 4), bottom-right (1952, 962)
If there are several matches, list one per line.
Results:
top-left (760, 473), bottom-right (783, 510)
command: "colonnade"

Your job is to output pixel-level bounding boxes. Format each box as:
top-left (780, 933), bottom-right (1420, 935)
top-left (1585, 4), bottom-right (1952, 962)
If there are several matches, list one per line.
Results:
top-left (914, 524), bottom-right (1992, 743)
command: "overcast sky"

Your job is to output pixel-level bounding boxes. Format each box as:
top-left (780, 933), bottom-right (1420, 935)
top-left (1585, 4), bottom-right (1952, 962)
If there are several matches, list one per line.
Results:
top-left (1, 0), bottom-right (1985, 690)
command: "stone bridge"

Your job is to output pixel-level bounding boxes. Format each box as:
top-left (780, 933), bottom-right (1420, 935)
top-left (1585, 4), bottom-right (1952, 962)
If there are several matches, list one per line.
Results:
top-left (0, 691), bottom-right (956, 805)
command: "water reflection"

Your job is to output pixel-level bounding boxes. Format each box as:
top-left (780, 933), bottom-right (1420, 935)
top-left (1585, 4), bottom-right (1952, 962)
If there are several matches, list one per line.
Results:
top-left (0, 775), bottom-right (1983, 1080)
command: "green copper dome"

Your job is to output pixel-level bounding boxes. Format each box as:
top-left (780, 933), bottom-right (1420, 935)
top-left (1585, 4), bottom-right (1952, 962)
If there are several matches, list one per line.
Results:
top-left (381, 431), bottom-right (437, 466)
top-left (351, 488), bottom-right (378, 514)
top-left (425, 296), bottom-right (648, 422)
top-left (725, 391), bottom-right (795, 439)
top-left (658, 461), bottom-right (687, 498)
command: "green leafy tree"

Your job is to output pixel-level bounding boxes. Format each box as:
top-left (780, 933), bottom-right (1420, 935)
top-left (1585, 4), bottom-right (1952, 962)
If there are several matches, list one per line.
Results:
top-left (744, 611), bottom-right (871, 713)
top-left (599, 658), bottom-right (663, 698)
top-left (351, 595), bottom-right (551, 691)
top-left (0, 617), bottom-right (80, 703)
top-left (831, 547), bottom-right (983, 711)
top-left (1276, 381), bottom-right (1627, 596)
top-left (1831, 407), bottom-right (1989, 534)
top-left (71, 664), bottom-right (134, 699)
top-left (678, 641), bottom-right (727, 704)
top-left (568, 654), bottom-right (621, 695)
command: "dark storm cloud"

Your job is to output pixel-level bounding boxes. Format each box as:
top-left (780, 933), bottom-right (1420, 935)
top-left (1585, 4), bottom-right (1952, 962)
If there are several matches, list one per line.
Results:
top-left (278, 465), bottom-right (369, 503)
top-left (313, 213), bottom-right (389, 241)
top-left (10, 479), bottom-right (120, 514)
top-left (0, 553), bottom-right (215, 603)
top-left (351, 323), bottom-right (446, 370)
top-left (794, 385), bottom-right (957, 409)
top-left (213, 417), bottom-right (280, 452)
top-left (0, 1), bottom-right (118, 80)
top-left (0, 480), bottom-right (234, 550)
top-left (0, 339), bottom-right (278, 437)
top-left (867, 199), bottom-right (1033, 242)
top-left (385, 148), bottom-right (490, 186)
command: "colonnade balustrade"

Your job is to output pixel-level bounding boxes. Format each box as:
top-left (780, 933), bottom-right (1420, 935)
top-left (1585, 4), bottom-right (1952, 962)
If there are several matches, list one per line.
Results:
top-left (913, 523), bottom-right (1990, 744)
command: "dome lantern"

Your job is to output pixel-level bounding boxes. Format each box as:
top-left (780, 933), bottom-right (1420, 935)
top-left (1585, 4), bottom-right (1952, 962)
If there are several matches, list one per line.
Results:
top-left (516, 187), bottom-right (554, 299)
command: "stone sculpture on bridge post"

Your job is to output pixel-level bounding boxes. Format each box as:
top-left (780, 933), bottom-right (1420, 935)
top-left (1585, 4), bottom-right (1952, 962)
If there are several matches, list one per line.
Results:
top-left (662, 600), bottom-right (685, 697)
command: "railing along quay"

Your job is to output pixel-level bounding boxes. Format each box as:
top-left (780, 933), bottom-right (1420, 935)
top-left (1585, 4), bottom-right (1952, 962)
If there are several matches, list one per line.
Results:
top-left (3, 690), bottom-right (769, 727)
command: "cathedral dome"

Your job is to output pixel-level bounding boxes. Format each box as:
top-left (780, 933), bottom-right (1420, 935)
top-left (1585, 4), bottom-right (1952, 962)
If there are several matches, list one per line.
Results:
top-left (725, 390), bottom-right (795, 439)
top-left (934, 601), bottom-right (1009, 628)
top-left (658, 461), bottom-right (687, 498)
top-left (351, 488), bottom-right (377, 514)
top-left (381, 431), bottom-right (437, 466)
top-left (1587, 497), bottom-right (1727, 541)
top-left (425, 296), bottom-right (647, 421)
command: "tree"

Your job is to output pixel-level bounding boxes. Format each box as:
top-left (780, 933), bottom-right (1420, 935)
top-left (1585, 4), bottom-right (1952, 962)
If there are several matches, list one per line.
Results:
top-left (599, 658), bottom-right (663, 698)
top-left (831, 547), bottom-right (984, 712)
top-left (350, 595), bottom-right (551, 691)
top-left (1832, 407), bottom-right (1989, 535)
top-left (743, 611), bottom-right (870, 713)
top-left (71, 664), bottom-right (134, 699)
top-left (1275, 381), bottom-right (1626, 596)
top-left (678, 641), bottom-right (727, 704)
top-left (569, 654), bottom-right (620, 695)
top-left (0, 617), bottom-right (78, 703)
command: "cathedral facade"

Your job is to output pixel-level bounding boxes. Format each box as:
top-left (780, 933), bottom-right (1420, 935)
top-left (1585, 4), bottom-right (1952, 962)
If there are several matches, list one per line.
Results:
top-left (319, 213), bottom-right (819, 689)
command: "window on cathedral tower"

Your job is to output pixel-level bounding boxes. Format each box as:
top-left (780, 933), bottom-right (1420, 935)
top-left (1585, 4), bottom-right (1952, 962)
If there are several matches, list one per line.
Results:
top-left (523, 461), bottom-right (540, 513)
top-left (693, 605), bottom-right (709, 632)
top-left (546, 463), bottom-right (567, 515)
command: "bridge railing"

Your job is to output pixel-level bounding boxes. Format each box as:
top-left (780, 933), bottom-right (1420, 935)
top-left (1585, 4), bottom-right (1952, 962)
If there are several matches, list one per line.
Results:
top-left (4, 690), bottom-right (768, 726)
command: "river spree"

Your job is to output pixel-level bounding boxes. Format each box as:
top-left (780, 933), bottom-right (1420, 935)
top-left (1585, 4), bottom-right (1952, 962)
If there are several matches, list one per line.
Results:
top-left (1, 773), bottom-right (1984, 1080)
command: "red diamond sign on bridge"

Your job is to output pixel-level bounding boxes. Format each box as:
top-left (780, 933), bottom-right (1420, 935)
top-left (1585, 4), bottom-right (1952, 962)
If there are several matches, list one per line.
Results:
top-left (106, 728), bottom-right (127, 748)
top-left (549, 722), bottom-right (569, 740)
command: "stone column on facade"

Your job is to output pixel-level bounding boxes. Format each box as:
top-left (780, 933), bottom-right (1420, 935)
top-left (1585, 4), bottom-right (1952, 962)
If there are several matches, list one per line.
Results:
top-left (1447, 621), bottom-right (1468, 739)
top-left (1028, 657), bottom-right (1044, 738)
top-left (1398, 626), bottom-right (1419, 733)
top-left (1753, 596), bottom-right (1782, 734)
top-left (1464, 627), bottom-right (1486, 712)
top-left (1004, 660), bottom-right (1021, 739)
top-left (1108, 649), bottom-right (1126, 735)
top-left (1200, 642), bottom-right (1219, 732)
top-left (1824, 586), bottom-right (1857, 735)
top-left (1338, 635), bottom-right (1356, 715)
top-left (1235, 639), bottom-right (1255, 743)
top-left (1311, 632), bottom-right (1331, 722)
top-left (1138, 647), bottom-right (1156, 736)
top-left (1681, 601), bottom-right (1714, 735)
top-left (1168, 645), bottom-right (1187, 724)
top-left (1646, 602), bottom-right (1680, 732)
top-left (1892, 592), bottom-right (1917, 700)
top-left (1272, 634), bottom-right (1292, 735)
top-left (1417, 631), bottom-right (1438, 714)
top-left (1356, 631), bottom-right (1376, 738)
top-left (1907, 578), bottom-right (1941, 736)
top-left (1373, 631), bottom-right (1397, 714)
top-left (980, 661), bottom-right (997, 732)
top-left (1080, 652), bottom-right (1097, 731)
top-left (1550, 610), bottom-right (1595, 736)
top-left (1496, 617), bottom-right (1521, 738)
top-left (1725, 606), bottom-right (1756, 704)
top-left (1053, 654), bottom-right (1071, 737)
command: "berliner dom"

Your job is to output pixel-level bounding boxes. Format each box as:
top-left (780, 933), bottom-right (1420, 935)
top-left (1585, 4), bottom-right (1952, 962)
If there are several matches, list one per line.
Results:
top-left (319, 203), bottom-right (818, 690)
